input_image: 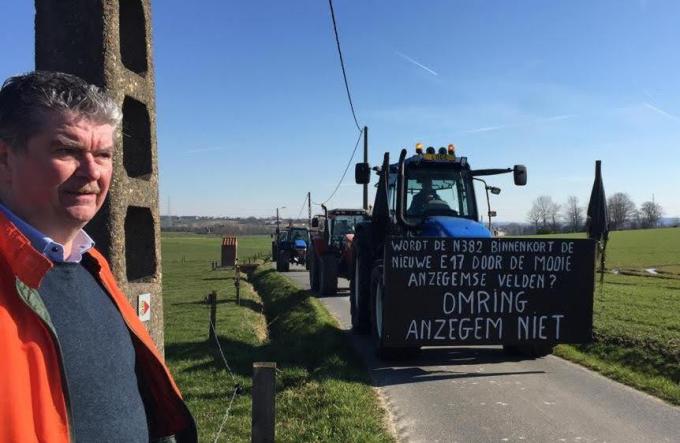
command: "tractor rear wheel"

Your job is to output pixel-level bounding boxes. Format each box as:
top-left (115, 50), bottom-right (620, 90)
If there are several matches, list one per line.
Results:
top-left (319, 254), bottom-right (338, 296)
top-left (276, 250), bottom-right (290, 272)
top-left (309, 252), bottom-right (320, 292)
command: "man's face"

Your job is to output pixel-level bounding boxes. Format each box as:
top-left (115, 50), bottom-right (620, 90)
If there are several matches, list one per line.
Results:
top-left (0, 112), bottom-right (114, 239)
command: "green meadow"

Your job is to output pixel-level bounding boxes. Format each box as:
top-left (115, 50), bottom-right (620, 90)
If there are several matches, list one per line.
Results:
top-left (161, 227), bottom-right (680, 442)
top-left (527, 227), bottom-right (680, 404)
top-left (528, 227), bottom-right (680, 274)
top-left (161, 233), bottom-right (394, 442)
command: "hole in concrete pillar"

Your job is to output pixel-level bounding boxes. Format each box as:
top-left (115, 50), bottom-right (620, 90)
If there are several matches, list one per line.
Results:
top-left (119, 0), bottom-right (148, 74)
top-left (122, 96), bottom-right (152, 179)
top-left (125, 206), bottom-right (157, 281)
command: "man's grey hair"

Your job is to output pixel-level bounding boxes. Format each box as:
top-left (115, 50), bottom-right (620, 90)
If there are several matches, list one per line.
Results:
top-left (0, 71), bottom-right (122, 150)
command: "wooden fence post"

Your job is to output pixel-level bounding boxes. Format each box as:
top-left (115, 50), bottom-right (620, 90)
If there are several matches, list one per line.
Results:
top-left (251, 362), bottom-right (276, 443)
top-left (235, 263), bottom-right (241, 305)
top-left (208, 291), bottom-right (217, 340)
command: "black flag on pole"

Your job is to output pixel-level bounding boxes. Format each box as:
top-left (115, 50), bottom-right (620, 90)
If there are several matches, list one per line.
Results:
top-left (586, 160), bottom-right (609, 281)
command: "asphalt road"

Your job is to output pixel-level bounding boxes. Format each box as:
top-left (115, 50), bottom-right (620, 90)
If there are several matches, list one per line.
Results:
top-left (282, 267), bottom-right (680, 443)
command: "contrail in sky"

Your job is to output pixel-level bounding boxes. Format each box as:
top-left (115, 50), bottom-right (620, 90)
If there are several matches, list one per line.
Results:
top-left (185, 146), bottom-right (229, 154)
top-left (462, 123), bottom-right (517, 134)
top-left (643, 102), bottom-right (680, 122)
top-left (395, 51), bottom-right (438, 76)
top-left (542, 114), bottom-right (576, 122)
top-left (461, 114), bottom-right (575, 134)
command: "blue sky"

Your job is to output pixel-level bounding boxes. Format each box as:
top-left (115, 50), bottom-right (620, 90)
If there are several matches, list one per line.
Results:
top-left (1, 0), bottom-right (679, 221)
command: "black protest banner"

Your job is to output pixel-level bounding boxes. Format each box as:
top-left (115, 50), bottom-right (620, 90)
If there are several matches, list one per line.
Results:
top-left (383, 237), bottom-right (595, 347)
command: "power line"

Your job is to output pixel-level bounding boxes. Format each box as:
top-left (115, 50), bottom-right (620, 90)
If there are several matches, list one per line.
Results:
top-left (296, 193), bottom-right (308, 219)
top-left (322, 130), bottom-right (363, 204)
top-left (328, 0), bottom-right (362, 132)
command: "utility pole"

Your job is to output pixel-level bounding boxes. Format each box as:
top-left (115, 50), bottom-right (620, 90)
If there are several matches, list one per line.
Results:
top-left (363, 126), bottom-right (368, 211)
top-left (307, 192), bottom-right (312, 227)
top-left (275, 208), bottom-right (280, 236)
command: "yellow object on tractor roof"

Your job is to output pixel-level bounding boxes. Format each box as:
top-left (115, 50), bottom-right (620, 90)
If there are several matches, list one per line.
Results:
top-left (415, 142), bottom-right (457, 161)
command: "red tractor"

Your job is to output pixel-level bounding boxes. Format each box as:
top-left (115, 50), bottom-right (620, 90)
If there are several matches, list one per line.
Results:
top-left (308, 207), bottom-right (369, 295)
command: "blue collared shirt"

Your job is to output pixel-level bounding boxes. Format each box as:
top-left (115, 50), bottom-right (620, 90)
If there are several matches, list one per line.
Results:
top-left (0, 203), bottom-right (95, 263)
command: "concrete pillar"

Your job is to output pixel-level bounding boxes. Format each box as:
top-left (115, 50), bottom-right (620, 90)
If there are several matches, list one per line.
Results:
top-left (35, 0), bottom-right (165, 354)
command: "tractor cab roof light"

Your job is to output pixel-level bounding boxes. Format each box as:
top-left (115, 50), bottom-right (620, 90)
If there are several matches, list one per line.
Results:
top-left (415, 143), bottom-right (424, 154)
top-left (426, 146), bottom-right (436, 154)
top-left (448, 144), bottom-right (455, 154)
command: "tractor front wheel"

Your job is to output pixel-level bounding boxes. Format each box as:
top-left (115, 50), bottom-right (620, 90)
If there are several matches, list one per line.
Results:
top-left (350, 247), bottom-right (371, 334)
top-left (370, 264), bottom-right (420, 360)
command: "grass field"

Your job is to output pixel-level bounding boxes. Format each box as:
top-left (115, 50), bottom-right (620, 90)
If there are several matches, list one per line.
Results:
top-left (528, 227), bottom-right (680, 404)
top-left (528, 227), bottom-right (680, 275)
top-left (161, 226), bottom-right (680, 442)
top-left (162, 233), bottom-right (394, 442)
top-left (162, 235), bottom-right (272, 441)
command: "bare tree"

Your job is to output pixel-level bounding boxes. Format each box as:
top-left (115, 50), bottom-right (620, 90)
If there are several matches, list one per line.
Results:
top-left (527, 195), bottom-right (560, 233)
top-left (639, 201), bottom-right (663, 228)
top-left (563, 196), bottom-right (584, 232)
top-left (607, 193), bottom-right (636, 230)
top-left (527, 205), bottom-right (542, 232)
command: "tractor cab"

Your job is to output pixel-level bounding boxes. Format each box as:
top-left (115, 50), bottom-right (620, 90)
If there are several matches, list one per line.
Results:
top-left (308, 208), bottom-right (369, 295)
top-left (327, 211), bottom-right (367, 247)
top-left (357, 143), bottom-right (526, 238)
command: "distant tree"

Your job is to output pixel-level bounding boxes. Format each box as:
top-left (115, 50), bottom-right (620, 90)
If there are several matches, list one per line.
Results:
top-left (527, 195), bottom-right (561, 233)
top-left (549, 201), bottom-right (561, 232)
top-left (639, 201), bottom-right (663, 228)
top-left (527, 204), bottom-right (542, 232)
top-left (607, 193), bottom-right (636, 230)
top-left (563, 196), bottom-right (584, 232)
top-left (628, 209), bottom-right (642, 229)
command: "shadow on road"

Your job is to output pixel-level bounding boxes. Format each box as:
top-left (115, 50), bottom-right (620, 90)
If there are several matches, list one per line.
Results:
top-left (416, 346), bottom-right (534, 366)
top-left (371, 367), bottom-right (545, 386)
top-left (344, 335), bottom-right (547, 387)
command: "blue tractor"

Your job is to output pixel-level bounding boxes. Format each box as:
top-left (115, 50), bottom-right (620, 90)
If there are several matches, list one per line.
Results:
top-left (350, 144), bottom-right (543, 358)
top-left (273, 226), bottom-right (309, 272)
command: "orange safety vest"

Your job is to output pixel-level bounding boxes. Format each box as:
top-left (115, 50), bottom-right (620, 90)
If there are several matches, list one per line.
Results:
top-left (0, 212), bottom-right (195, 442)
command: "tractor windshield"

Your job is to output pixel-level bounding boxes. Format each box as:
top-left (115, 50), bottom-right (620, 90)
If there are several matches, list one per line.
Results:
top-left (331, 215), bottom-right (364, 238)
top-left (405, 166), bottom-right (475, 219)
top-left (289, 228), bottom-right (309, 243)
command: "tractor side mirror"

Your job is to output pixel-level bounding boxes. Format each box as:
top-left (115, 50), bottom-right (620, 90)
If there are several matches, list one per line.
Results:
top-left (513, 165), bottom-right (527, 186)
top-left (489, 186), bottom-right (501, 195)
top-left (311, 217), bottom-right (319, 228)
top-left (355, 162), bottom-right (371, 184)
